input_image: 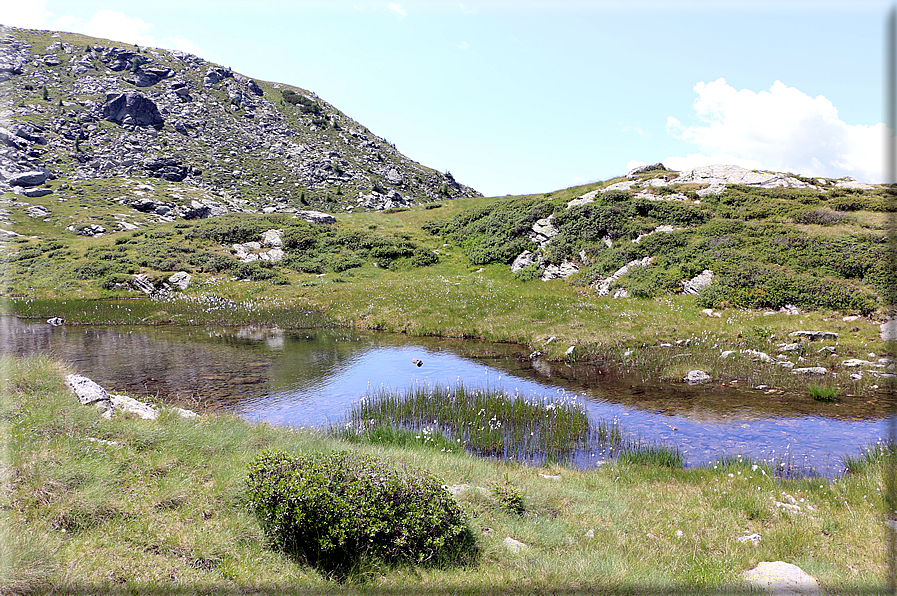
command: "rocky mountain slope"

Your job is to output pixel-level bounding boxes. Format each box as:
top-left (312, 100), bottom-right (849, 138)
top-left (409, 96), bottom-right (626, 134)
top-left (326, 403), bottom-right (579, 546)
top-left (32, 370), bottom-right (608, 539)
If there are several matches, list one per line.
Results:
top-left (0, 25), bottom-right (480, 222)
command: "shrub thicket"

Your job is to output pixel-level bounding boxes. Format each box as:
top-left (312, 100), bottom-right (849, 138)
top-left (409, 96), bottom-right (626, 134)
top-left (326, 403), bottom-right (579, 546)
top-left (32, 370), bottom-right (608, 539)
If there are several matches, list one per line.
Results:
top-left (245, 450), bottom-right (477, 577)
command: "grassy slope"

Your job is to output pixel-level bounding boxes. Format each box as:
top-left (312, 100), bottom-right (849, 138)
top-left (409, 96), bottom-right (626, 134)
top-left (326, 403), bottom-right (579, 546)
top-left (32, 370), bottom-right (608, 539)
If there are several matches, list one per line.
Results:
top-left (1, 355), bottom-right (889, 594)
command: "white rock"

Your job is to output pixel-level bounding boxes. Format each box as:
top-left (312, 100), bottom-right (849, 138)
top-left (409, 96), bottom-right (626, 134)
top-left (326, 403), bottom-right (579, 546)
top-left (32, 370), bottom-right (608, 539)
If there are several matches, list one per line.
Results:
top-left (791, 367), bottom-right (828, 375)
top-left (841, 359), bottom-right (872, 368)
top-left (685, 370), bottom-right (711, 384)
top-left (680, 269), bottom-right (714, 295)
top-left (260, 228), bottom-right (283, 247)
top-left (777, 343), bottom-right (801, 352)
top-left (742, 561), bottom-right (821, 595)
top-left (742, 349), bottom-right (774, 363)
top-left (540, 259), bottom-right (579, 281)
top-left (503, 537), bottom-right (528, 553)
top-left (511, 250), bottom-right (537, 273)
top-left (737, 533), bottom-right (761, 544)
top-left (65, 374), bottom-right (111, 406)
top-left (110, 394), bottom-right (158, 420)
top-left (881, 319), bottom-right (897, 341)
top-left (168, 271), bottom-right (191, 290)
top-left (592, 256), bottom-right (653, 296)
top-left (720, 350), bottom-right (736, 359)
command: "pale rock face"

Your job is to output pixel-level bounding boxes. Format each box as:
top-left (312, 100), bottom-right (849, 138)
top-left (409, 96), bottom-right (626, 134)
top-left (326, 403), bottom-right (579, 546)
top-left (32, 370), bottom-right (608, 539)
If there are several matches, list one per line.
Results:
top-left (540, 260), bottom-right (579, 281)
top-left (632, 225), bottom-right (681, 244)
top-left (601, 180), bottom-right (636, 192)
top-left (672, 164), bottom-right (814, 189)
top-left (529, 215), bottom-right (558, 247)
top-left (260, 229), bottom-right (283, 247)
top-left (168, 271), bottom-right (192, 290)
top-left (566, 189), bottom-right (600, 208)
top-left (510, 250), bottom-right (538, 273)
top-left (592, 256), bottom-right (653, 296)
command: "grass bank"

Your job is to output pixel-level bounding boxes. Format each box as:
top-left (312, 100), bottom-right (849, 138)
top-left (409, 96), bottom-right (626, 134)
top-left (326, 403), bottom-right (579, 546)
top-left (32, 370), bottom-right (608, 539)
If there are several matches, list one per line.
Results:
top-left (2, 355), bottom-right (890, 594)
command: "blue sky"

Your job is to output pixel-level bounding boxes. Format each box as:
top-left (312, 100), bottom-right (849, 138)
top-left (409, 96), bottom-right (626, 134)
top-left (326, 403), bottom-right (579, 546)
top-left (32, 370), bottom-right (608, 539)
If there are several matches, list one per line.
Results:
top-left (3, 0), bottom-right (891, 195)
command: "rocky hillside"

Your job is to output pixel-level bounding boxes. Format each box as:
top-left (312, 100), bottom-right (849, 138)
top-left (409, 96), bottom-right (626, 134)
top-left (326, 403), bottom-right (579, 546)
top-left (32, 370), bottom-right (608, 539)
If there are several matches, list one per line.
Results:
top-left (425, 163), bottom-right (892, 315)
top-left (0, 25), bottom-right (480, 221)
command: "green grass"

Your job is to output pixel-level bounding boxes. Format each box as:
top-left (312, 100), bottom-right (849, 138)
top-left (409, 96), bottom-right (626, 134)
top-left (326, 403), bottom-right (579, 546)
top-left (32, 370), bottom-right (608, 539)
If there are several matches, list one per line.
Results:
top-left (334, 383), bottom-right (600, 465)
top-left (1, 354), bottom-right (890, 593)
top-left (808, 384), bottom-right (838, 402)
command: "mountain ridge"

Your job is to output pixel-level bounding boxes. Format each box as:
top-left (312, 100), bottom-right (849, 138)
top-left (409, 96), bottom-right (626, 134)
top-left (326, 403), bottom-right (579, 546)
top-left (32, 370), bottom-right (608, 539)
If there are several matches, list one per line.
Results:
top-left (0, 25), bottom-right (480, 220)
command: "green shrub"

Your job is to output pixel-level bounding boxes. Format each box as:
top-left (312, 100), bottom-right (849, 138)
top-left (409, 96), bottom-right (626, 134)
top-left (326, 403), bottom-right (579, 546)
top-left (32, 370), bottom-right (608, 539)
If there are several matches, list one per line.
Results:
top-left (100, 273), bottom-right (132, 290)
top-left (491, 480), bottom-right (525, 515)
top-left (793, 210), bottom-right (850, 225)
top-left (513, 264), bottom-right (541, 282)
top-left (245, 450), bottom-right (477, 576)
top-left (410, 248), bottom-right (439, 267)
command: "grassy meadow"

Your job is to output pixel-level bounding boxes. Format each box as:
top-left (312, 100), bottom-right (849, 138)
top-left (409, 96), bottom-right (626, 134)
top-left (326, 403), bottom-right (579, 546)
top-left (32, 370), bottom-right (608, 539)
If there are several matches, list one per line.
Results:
top-left (1, 354), bottom-right (891, 594)
top-left (4, 172), bottom-right (894, 397)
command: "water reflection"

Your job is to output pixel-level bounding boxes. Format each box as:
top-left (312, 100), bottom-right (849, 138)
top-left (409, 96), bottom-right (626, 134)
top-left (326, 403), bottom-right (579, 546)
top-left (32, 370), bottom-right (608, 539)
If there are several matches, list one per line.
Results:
top-left (1, 316), bottom-right (890, 475)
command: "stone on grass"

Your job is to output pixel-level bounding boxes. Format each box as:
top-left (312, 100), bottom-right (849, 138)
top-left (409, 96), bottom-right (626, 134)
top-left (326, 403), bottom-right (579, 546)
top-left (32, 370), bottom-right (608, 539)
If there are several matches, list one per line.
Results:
top-left (503, 537), bottom-right (528, 554)
top-left (881, 320), bottom-right (897, 341)
top-left (65, 374), bottom-right (111, 406)
top-left (788, 331), bottom-right (838, 341)
top-left (791, 367), bottom-right (828, 375)
top-left (168, 271), bottom-right (191, 290)
top-left (741, 561), bottom-right (820, 595)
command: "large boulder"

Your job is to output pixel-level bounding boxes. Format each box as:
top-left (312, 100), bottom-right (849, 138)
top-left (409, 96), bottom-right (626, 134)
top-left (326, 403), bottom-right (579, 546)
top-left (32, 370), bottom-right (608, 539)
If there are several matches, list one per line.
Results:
top-left (6, 169), bottom-right (50, 187)
top-left (102, 93), bottom-right (164, 128)
top-left (741, 561), bottom-right (820, 594)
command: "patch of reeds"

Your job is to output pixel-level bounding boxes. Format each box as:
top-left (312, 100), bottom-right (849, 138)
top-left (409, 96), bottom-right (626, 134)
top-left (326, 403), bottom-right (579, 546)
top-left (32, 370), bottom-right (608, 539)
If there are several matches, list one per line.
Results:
top-left (616, 440), bottom-right (685, 468)
top-left (808, 384), bottom-right (838, 402)
top-left (336, 382), bottom-right (619, 466)
top-left (843, 440), bottom-right (897, 475)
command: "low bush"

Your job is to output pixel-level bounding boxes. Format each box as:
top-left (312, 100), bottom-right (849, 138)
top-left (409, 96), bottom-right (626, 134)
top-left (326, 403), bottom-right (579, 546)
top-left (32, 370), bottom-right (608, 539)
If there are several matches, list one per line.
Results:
top-left (245, 450), bottom-right (478, 577)
top-left (410, 247), bottom-right (439, 267)
top-left (793, 210), bottom-right (850, 225)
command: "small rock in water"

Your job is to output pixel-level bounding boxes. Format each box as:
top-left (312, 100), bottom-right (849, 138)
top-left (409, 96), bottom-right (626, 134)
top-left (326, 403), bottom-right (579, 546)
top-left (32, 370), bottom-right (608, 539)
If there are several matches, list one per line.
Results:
top-left (411, 358), bottom-right (423, 367)
top-left (46, 316), bottom-right (64, 326)
top-left (685, 370), bottom-right (711, 384)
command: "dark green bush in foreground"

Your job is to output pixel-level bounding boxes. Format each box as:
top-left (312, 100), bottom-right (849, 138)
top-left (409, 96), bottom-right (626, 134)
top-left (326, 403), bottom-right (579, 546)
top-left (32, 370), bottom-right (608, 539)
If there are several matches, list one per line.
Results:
top-left (245, 450), bottom-right (478, 577)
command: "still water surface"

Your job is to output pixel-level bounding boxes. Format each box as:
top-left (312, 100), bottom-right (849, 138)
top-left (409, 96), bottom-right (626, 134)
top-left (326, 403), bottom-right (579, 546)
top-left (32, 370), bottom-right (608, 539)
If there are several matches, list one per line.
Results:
top-left (3, 316), bottom-right (890, 475)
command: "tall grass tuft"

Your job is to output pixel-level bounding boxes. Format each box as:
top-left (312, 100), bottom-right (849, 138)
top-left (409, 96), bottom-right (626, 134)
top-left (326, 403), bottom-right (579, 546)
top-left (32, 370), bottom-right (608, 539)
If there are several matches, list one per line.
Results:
top-left (808, 384), bottom-right (838, 402)
top-left (336, 382), bottom-right (602, 466)
top-left (843, 440), bottom-right (896, 475)
top-left (616, 440), bottom-right (685, 468)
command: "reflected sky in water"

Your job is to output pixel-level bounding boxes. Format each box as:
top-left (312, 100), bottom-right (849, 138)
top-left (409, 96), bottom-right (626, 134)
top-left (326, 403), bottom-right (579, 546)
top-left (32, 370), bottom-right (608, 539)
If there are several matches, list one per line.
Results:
top-left (3, 317), bottom-right (890, 475)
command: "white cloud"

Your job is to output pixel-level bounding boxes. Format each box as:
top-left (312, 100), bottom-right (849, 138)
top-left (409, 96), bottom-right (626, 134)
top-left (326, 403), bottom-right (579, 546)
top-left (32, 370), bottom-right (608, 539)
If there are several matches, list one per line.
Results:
top-left (621, 123), bottom-right (647, 137)
top-left (1, 5), bottom-right (216, 62)
top-left (74, 10), bottom-right (157, 46)
top-left (387, 3), bottom-right (408, 17)
top-left (665, 78), bottom-right (887, 183)
top-left (1, 0), bottom-right (53, 29)
top-left (458, 41), bottom-right (470, 50)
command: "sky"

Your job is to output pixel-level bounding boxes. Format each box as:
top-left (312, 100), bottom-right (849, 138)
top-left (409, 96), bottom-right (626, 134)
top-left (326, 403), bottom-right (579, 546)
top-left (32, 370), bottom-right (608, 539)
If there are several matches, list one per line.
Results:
top-left (1, 0), bottom-right (893, 196)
